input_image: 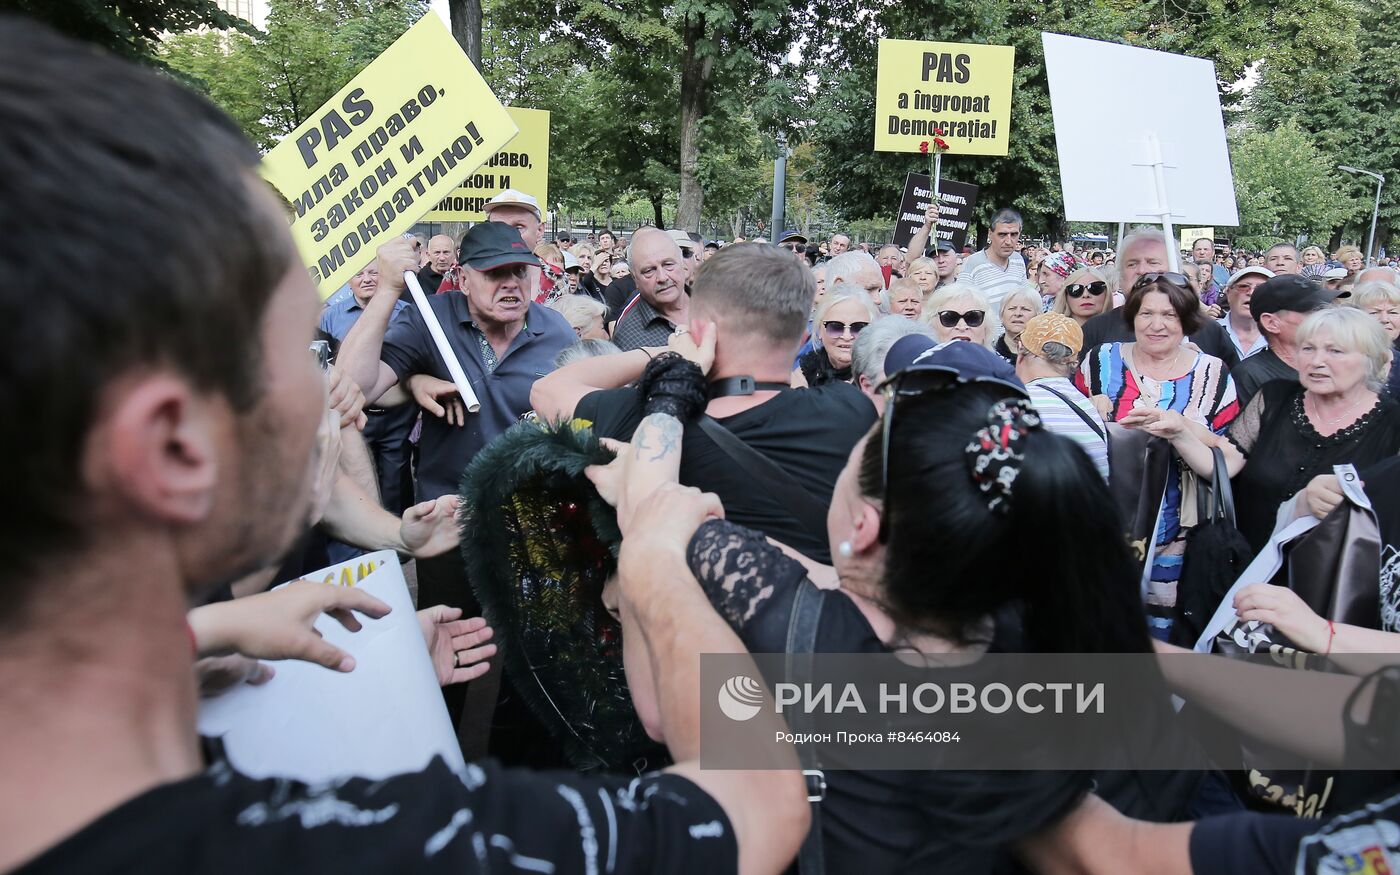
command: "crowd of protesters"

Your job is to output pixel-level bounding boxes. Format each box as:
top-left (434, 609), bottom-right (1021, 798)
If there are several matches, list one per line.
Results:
top-left (13, 15), bottom-right (1400, 875)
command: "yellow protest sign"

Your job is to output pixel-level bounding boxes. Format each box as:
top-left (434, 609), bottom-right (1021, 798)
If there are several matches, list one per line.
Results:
top-left (421, 107), bottom-right (549, 221)
top-left (261, 14), bottom-right (517, 298)
top-left (873, 39), bottom-right (1015, 157)
top-left (1180, 227), bottom-right (1215, 252)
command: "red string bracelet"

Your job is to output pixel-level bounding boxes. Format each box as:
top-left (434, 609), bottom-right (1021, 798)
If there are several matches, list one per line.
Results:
top-left (1325, 620), bottom-right (1336, 656)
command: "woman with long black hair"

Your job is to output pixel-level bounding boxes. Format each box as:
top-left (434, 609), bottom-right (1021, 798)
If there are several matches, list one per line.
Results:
top-left (590, 338), bottom-right (1178, 874)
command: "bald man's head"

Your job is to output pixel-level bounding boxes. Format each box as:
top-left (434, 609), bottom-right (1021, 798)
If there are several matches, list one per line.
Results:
top-left (427, 235), bottom-right (456, 273)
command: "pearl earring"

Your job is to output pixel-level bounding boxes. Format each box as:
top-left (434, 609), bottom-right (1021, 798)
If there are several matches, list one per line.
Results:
top-left (837, 541), bottom-right (854, 558)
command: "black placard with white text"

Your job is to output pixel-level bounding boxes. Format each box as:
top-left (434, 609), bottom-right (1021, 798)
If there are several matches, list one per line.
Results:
top-left (892, 173), bottom-right (978, 253)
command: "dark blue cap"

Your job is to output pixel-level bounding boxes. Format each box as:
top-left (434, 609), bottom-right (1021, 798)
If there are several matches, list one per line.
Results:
top-left (882, 336), bottom-right (1026, 396)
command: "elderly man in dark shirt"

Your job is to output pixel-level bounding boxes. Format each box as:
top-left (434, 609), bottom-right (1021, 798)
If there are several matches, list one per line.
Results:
top-left (339, 223), bottom-right (575, 613)
top-left (611, 227), bottom-right (691, 350)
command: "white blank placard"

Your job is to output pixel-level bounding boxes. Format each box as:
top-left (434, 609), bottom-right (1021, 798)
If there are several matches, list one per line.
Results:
top-left (1041, 32), bottom-right (1239, 226)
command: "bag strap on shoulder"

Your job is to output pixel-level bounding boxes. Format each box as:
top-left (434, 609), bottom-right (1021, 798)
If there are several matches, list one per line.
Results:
top-left (697, 416), bottom-right (829, 535)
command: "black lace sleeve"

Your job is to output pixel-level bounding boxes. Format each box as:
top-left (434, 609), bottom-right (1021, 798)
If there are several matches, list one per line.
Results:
top-left (686, 518), bottom-right (810, 630)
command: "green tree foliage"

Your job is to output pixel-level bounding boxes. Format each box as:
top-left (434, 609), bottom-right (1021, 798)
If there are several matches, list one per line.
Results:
top-left (1227, 120), bottom-right (1356, 250)
top-left (5, 0), bottom-right (247, 64)
top-left (803, 0), bottom-right (1363, 242)
top-left (161, 0), bottom-right (425, 150)
top-left (1248, 0), bottom-right (1397, 253)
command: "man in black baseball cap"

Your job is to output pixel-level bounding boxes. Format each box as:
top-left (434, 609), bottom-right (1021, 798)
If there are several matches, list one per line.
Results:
top-left (1229, 273), bottom-right (1341, 405)
top-left (341, 221), bottom-right (576, 677)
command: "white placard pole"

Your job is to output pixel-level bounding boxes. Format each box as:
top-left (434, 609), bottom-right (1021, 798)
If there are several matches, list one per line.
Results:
top-left (403, 270), bottom-right (482, 413)
top-left (931, 152), bottom-right (943, 211)
top-left (1139, 131), bottom-right (1181, 273)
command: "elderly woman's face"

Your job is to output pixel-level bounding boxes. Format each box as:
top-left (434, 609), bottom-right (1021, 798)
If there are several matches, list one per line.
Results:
top-left (611, 261), bottom-right (630, 278)
top-left (821, 297), bottom-right (870, 369)
top-left (1037, 264), bottom-right (1066, 298)
top-left (932, 293), bottom-right (988, 345)
top-left (1001, 298), bottom-right (1037, 336)
top-left (891, 287), bottom-right (923, 319)
top-left (1298, 329), bottom-right (1371, 397)
top-left (909, 263), bottom-right (937, 293)
top-left (1132, 290), bottom-right (1185, 357)
top-left (1365, 302), bottom-right (1400, 341)
top-left (1346, 253), bottom-right (1365, 271)
top-left (1303, 249), bottom-right (1322, 265)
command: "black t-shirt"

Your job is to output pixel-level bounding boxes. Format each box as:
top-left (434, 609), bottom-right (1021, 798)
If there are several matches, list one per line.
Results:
top-left (605, 275), bottom-right (638, 322)
top-left (1230, 348), bottom-right (1298, 408)
top-left (15, 756), bottom-right (735, 874)
top-left (416, 265), bottom-right (446, 295)
top-left (576, 384), bottom-right (877, 564)
top-left (1080, 308), bottom-right (1241, 371)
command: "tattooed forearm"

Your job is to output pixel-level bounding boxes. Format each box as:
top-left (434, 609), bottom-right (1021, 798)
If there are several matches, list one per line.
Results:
top-left (637, 413), bottom-right (683, 462)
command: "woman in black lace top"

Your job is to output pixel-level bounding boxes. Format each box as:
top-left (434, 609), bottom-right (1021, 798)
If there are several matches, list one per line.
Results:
top-left (592, 344), bottom-right (1162, 874)
top-left (1132, 308), bottom-right (1400, 553)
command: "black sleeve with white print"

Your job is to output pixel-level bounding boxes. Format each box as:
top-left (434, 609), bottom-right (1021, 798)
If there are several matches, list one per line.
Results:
top-left (14, 755), bottom-right (736, 874)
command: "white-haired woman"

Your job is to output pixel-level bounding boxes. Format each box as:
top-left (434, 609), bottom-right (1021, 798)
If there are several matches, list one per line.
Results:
top-left (994, 283), bottom-right (1042, 364)
top-left (1132, 307), bottom-right (1400, 553)
top-left (920, 281), bottom-right (999, 350)
top-left (793, 285), bottom-right (880, 387)
top-left (1351, 280), bottom-right (1400, 397)
top-left (546, 294), bottom-right (609, 341)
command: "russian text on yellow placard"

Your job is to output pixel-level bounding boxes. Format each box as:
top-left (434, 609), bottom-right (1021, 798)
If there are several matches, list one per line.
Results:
top-left (421, 107), bottom-right (550, 222)
top-left (873, 39), bottom-right (1015, 157)
top-left (260, 14), bottom-right (518, 299)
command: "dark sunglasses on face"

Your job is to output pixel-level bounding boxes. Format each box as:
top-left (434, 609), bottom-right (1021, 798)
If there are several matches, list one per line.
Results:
top-left (1131, 271), bottom-right (1190, 291)
top-left (1065, 282), bottom-right (1108, 298)
top-left (823, 320), bottom-right (869, 337)
top-left (936, 309), bottom-right (986, 328)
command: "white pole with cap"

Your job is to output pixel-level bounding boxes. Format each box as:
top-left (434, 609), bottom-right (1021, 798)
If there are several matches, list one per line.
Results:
top-left (401, 270), bottom-right (481, 414)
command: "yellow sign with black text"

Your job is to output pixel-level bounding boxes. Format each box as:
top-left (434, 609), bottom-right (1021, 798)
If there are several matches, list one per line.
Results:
top-left (873, 39), bottom-right (1015, 157)
top-left (421, 107), bottom-right (549, 222)
top-left (260, 14), bottom-right (517, 298)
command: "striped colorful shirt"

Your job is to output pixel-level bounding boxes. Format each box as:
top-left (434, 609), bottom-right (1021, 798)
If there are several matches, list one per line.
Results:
top-left (1026, 377), bottom-right (1110, 480)
top-left (1075, 342), bottom-right (1240, 641)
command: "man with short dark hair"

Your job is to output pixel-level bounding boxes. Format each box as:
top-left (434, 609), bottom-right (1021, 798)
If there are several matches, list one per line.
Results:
top-left (960, 207), bottom-right (1027, 310)
top-left (1264, 242), bottom-right (1301, 275)
top-left (1230, 274), bottom-right (1340, 405)
top-left (1, 20), bottom-right (807, 875)
top-left (534, 244), bottom-right (876, 563)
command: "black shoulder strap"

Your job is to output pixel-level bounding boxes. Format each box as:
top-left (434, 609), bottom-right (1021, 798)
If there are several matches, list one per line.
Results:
top-left (1037, 384), bottom-right (1107, 439)
top-left (784, 581), bottom-right (828, 875)
top-left (696, 416), bottom-right (830, 535)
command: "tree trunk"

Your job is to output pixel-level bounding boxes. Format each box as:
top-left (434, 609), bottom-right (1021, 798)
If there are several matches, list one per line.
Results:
top-left (447, 0), bottom-right (482, 67)
top-left (674, 15), bottom-right (713, 233)
top-left (651, 196), bottom-right (665, 229)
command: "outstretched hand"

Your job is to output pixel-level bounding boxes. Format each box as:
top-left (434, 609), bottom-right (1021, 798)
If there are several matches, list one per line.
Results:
top-left (187, 580), bottom-right (391, 673)
top-left (418, 607), bottom-right (495, 686)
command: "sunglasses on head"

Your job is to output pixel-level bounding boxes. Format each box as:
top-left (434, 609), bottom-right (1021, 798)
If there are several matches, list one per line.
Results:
top-left (1131, 271), bottom-right (1190, 291)
top-left (873, 366), bottom-right (1027, 543)
top-left (936, 309), bottom-right (986, 328)
top-left (1065, 282), bottom-right (1108, 298)
top-left (824, 320), bottom-right (869, 337)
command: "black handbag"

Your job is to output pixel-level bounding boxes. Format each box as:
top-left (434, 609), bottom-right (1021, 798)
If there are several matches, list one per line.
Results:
top-left (1172, 446), bottom-right (1253, 647)
top-left (1105, 424), bottom-right (1172, 571)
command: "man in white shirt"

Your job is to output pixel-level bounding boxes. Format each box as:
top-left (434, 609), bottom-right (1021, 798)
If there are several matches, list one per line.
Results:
top-left (959, 207), bottom-right (1027, 312)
